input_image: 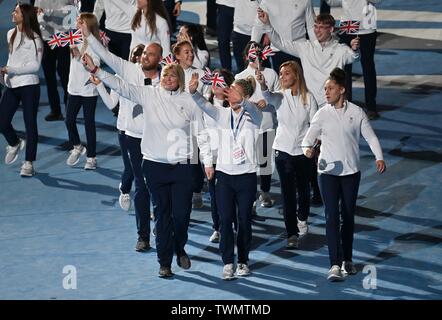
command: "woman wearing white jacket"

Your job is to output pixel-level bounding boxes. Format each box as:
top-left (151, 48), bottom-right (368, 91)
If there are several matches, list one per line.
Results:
top-left (256, 61), bottom-right (318, 249)
top-left (302, 68), bottom-right (385, 281)
top-left (0, 3), bottom-right (43, 177)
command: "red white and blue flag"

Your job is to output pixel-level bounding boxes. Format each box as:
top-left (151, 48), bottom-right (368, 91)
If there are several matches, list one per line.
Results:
top-left (336, 20), bottom-right (361, 35)
top-left (99, 31), bottom-right (110, 47)
top-left (160, 53), bottom-right (176, 66)
top-left (201, 68), bottom-right (227, 88)
top-left (248, 44), bottom-right (274, 62)
top-left (47, 32), bottom-right (65, 49)
top-left (61, 29), bottom-right (83, 46)
top-left (260, 45), bottom-right (274, 61)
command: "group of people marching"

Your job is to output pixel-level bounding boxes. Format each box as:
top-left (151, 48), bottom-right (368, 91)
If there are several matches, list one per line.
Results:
top-left (0, 0), bottom-right (386, 282)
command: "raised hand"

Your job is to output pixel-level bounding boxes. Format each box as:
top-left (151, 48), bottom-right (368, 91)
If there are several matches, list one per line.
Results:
top-left (82, 53), bottom-right (96, 72)
top-left (255, 69), bottom-right (267, 90)
top-left (257, 8), bottom-right (270, 25)
top-left (224, 86), bottom-right (243, 106)
top-left (173, 2), bottom-right (181, 17)
top-left (189, 72), bottom-right (199, 94)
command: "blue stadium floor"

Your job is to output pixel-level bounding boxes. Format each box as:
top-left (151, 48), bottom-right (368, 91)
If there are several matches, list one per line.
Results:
top-left (0, 0), bottom-right (441, 300)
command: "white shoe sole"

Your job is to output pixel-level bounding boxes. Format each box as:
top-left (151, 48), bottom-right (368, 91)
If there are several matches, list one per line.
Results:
top-left (67, 147), bottom-right (86, 166)
top-left (5, 140), bottom-right (25, 165)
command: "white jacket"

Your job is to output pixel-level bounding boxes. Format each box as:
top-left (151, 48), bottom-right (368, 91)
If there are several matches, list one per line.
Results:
top-left (233, 0), bottom-right (259, 36)
top-left (252, 0), bottom-right (316, 53)
top-left (326, 0), bottom-right (381, 34)
top-left (96, 69), bottom-right (212, 166)
top-left (268, 27), bottom-right (359, 107)
top-left (3, 28), bottom-right (43, 89)
top-left (235, 65), bottom-right (280, 133)
top-left (93, 0), bottom-right (135, 34)
top-left (302, 101), bottom-right (383, 176)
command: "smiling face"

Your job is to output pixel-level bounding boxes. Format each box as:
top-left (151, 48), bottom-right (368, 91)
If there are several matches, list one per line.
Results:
top-left (279, 65), bottom-right (296, 89)
top-left (314, 22), bottom-right (333, 42)
top-left (175, 43), bottom-right (194, 69)
top-left (140, 43), bottom-right (162, 70)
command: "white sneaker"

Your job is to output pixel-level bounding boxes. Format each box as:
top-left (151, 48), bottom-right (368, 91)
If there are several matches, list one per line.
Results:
top-left (259, 192), bottom-right (274, 207)
top-left (119, 192), bottom-right (131, 211)
top-left (236, 263), bottom-right (251, 277)
top-left (327, 265), bottom-right (344, 282)
top-left (192, 192), bottom-right (203, 209)
top-left (84, 157), bottom-right (97, 170)
top-left (297, 218), bottom-right (309, 237)
top-left (67, 145), bottom-right (86, 166)
top-left (20, 161), bottom-right (34, 177)
top-left (209, 230), bottom-right (220, 243)
top-left (222, 263), bottom-right (235, 280)
top-left (286, 235), bottom-right (298, 249)
top-left (341, 261), bottom-right (357, 275)
top-left (5, 138), bottom-right (25, 164)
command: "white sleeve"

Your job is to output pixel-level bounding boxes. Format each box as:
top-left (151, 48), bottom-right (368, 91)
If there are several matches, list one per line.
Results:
top-left (302, 111), bottom-right (322, 152)
top-left (262, 89), bottom-right (282, 110)
top-left (194, 109), bottom-right (213, 167)
top-left (191, 91), bottom-right (221, 122)
top-left (87, 34), bottom-right (139, 80)
top-left (96, 68), bottom-right (152, 108)
top-left (157, 17), bottom-right (171, 57)
top-left (268, 27), bottom-right (301, 57)
top-left (7, 38), bottom-right (43, 76)
top-left (96, 82), bottom-right (120, 110)
top-left (308, 93), bottom-right (318, 122)
top-left (305, 1), bottom-right (317, 42)
top-left (111, 0), bottom-right (138, 17)
top-left (93, 0), bottom-right (104, 21)
top-left (193, 49), bottom-right (209, 69)
top-left (360, 110), bottom-right (384, 160)
top-left (342, 44), bottom-right (360, 65)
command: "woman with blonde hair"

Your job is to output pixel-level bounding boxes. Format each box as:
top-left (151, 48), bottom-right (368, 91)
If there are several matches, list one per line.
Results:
top-left (65, 13), bottom-right (101, 170)
top-left (256, 60), bottom-right (318, 249)
top-left (81, 47), bottom-right (214, 277)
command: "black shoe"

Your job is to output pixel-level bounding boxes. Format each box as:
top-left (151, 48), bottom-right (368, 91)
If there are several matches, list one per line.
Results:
top-left (177, 252), bottom-right (191, 270)
top-left (135, 239), bottom-right (151, 252)
top-left (158, 266), bottom-right (173, 278)
top-left (45, 112), bottom-right (64, 121)
top-left (367, 110), bottom-right (380, 120)
top-left (205, 27), bottom-right (217, 37)
top-left (311, 195), bottom-right (323, 206)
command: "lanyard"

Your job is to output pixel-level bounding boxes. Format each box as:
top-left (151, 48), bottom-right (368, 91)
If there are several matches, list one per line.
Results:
top-left (230, 109), bottom-right (245, 141)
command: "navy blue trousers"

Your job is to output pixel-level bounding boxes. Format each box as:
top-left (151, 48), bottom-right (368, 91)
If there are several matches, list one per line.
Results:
top-left (142, 160), bottom-right (193, 267)
top-left (216, 171), bottom-right (257, 265)
top-left (118, 131), bottom-right (134, 194)
top-left (318, 172), bottom-right (361, 267)
top-left (0, 84), bottom-right (40, 161)
top-left (126, 136), bottom-right (151, 240)
top-left (275, 151), bottom-right (311, 237)
top-left (65, 95), bottom-right (97, 158)
top-left (216, 4), bottom-right (234, 70)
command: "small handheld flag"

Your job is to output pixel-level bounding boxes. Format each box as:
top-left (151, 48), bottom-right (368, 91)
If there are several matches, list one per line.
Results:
top-left (200, 68), bottom-right (227, 88)
top-left (99, 31), bottom-right (110, 47)
top-left (160, 53), bottom-right (176, 66)
top-left (336, 20), bottom-right (360, 35)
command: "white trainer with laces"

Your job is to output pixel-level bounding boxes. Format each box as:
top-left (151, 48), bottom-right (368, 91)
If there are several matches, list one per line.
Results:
top-left (84, 157), bottom-right (97, 170)
top-left (20, 161), bottom-right (34, 177)
top-left (209, 230), bottom-right (220, 243)
top-left (297, 218), bottom-right (309, 237)
top-left (236, 263), bottom-right (251, 277)
top-left (223, 263), bottom-right (235, 280)
top-left (119, 193), bottom-right (131, 211)
top-left (67, 145), bottom-right (86, 166)
top-left (5, 138), bottom-right (25, 164)
top-left (328, 265), bottom-right (344, 282)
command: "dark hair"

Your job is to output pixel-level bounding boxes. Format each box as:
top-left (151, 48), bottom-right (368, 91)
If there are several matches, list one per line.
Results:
top-left (131, 0), bottom-right (171, 36)
top-left (315, 13), bottom-right (336, 27)
top-left (130, 44), bottom-right (145, 63)
top-left (9, 3), bottom-right (42, 55)
top-left (183, 24), bottom-right (208, 52)
top-left (328, 67), bottom-right (346, 88)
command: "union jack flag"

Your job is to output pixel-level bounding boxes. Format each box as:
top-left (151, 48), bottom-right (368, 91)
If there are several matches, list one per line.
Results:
top-left (200, 68), bottom-right (227, 88)
top-left (47, 32), bottom-right (65, 49)
top-left (60, 29), bottom-right (83, 46)
top-left (336, 20), bottom-right (360, 35)
top-left (160, 53), bottom-right (176, 66)
top-left (260, 45), bottom-right (274, 61)
top-left (99, 31), bottom-right (110, 47)
top-left (247, 44), bottom-right (258, 61)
